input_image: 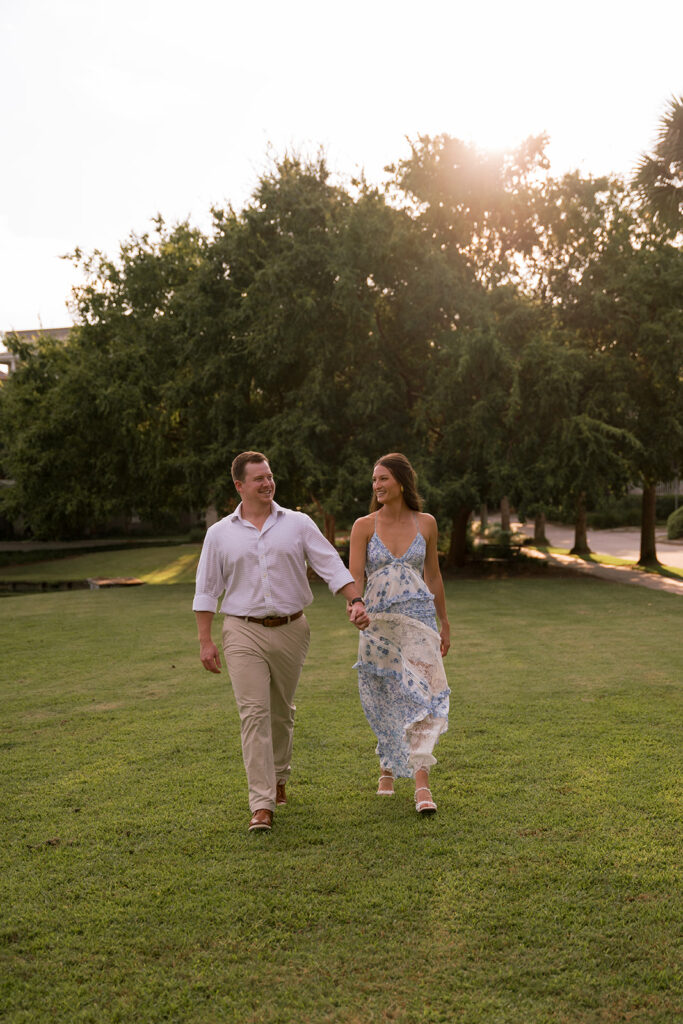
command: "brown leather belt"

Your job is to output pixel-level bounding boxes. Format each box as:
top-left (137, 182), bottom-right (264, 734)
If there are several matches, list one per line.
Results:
top-left (244, 610), bottom-right (304, 628)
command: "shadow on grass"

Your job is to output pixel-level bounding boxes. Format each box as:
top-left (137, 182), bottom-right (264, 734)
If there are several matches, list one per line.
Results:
top-left (530, 545), bottom-right (683, 583)
top-left (633, 562), bottom-right (683, 582)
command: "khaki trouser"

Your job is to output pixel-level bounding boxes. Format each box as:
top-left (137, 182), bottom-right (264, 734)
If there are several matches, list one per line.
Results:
top-left (222, 614), bottom-right (310, 812)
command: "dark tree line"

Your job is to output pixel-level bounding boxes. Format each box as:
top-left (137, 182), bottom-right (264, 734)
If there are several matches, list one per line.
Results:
top-left (1, 116), bottom-right (682, 567)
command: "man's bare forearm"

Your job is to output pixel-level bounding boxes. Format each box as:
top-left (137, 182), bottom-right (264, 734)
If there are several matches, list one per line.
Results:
top-left (195, 610), bottom-right (215, 642)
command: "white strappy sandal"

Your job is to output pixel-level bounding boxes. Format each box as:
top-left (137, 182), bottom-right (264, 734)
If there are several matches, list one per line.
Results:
top-left (377, 774), bottom-right (395, 796)
top-left (415, 786), bottom-right (437, 814)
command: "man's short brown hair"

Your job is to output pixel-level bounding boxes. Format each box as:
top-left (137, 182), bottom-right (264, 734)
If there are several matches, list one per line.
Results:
top-left (231, 451), bottom-right (270, 483)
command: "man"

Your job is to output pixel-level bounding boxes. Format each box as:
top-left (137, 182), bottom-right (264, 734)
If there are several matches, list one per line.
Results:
top-left (193, 451), bottom-right (369, 833)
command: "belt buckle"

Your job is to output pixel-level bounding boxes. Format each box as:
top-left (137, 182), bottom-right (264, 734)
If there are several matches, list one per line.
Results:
top-left (262, 616), bottom-right (280, 627)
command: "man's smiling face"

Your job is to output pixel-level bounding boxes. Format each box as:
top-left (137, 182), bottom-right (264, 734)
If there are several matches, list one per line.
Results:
top-left (236, 460), bottom-right (275, 509)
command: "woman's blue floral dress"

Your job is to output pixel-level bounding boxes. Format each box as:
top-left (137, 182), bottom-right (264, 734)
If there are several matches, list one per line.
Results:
top-left (354, 522), bottom-right (450, 778)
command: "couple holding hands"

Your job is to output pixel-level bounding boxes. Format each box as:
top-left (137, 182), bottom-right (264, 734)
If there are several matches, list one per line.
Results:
top-left (193, 451), bottom-right (450, 833)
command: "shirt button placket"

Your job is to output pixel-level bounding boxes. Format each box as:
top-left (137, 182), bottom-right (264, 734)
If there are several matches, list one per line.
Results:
top-left (258, 538), bottom-right (274, 613)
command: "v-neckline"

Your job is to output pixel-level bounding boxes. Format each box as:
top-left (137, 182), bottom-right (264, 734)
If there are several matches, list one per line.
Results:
top-left (374, 530), bottom-right (421, 561)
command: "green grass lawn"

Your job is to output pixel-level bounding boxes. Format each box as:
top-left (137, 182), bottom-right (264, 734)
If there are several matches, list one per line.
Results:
top-left (1, 549), bottom-right (681, 1023)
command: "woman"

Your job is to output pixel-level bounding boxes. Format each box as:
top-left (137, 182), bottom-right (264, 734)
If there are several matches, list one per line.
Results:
top-left (349, 453), bottom-right (450, 815)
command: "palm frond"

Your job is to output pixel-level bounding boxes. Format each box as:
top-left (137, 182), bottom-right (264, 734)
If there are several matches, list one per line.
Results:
top-left (633, 95), bottom-right (683, 233)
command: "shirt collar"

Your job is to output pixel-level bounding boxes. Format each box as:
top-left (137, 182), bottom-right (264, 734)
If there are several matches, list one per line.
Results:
top-left (230, 500), bottom-right (284, 522)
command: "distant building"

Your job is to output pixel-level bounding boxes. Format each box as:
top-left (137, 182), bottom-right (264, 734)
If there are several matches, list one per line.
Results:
top-left (0, 327), bottom-right (72, 378)
top-left (629, 480), bottom-right (682, 497)
top-left (0, 349), bottom-right (19, 378)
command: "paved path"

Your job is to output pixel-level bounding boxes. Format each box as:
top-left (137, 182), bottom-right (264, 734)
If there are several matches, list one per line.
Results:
top-left (519, 522), bottom-right (683, 597)
top-left (542, 523), bottom-right (683, 571)
top-left (522, 545), bottom-right (683, 597)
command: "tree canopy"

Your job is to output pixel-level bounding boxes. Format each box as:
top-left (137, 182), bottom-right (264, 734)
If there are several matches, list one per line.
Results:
top-left (1, 128), bottom-right (681, 562)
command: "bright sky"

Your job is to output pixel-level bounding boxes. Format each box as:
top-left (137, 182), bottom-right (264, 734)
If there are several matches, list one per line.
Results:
top-left (1, 0), bottom-right (681, 331)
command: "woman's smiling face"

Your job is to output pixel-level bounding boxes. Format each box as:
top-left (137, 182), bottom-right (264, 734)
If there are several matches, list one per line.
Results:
top-left (372, 464), bottom-right (400, 505)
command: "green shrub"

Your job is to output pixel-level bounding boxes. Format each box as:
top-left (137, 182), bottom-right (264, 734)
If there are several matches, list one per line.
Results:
top-left (585, 492), bottom-right (680, 529)
top-left (666, 505), bottom-right (683, 540)
top-left (469, 525), bottom-right (525, 560)
top-left (586, 495), bottom-right (641, 529)
top-left (334, 538), bottom-right (350, 564)
top-left (657, 494), bottom-right (680, 521)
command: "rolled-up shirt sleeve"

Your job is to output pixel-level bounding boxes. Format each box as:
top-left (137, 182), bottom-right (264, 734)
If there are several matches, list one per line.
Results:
top-left (192, 529), bottom-right (226, 612)
top-left (302, 515), bottom-right (354, 594)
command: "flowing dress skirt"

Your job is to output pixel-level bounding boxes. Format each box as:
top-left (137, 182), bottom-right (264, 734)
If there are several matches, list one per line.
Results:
top-left (355, 550), bottom-right (450, 778)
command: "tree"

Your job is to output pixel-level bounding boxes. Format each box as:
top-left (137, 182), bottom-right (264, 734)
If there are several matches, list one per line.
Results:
top-left (10, 139), bottom-right (675, 564)
top-left (0, 219), bottom-right (211, 537)
top-left (424, 320), bottom-right (514, 568)
top-left (503, 330), bottom-right (638, 556)
top-left (70, 218), bottom-right (212, 528)
top-left (203, 156), bottom-right (456, 541)
top-left (387, 134), bottom-right (553, 564)
top-left (0, 329), bottom-right (108, 540)
top-left (515, 170), bottom-right (683, 564)
top-left (0, 328), bottom-right (132, 538)
top-left (634, 95), bottom-right (683, 236)
top-left (200, 156), bottom-right (382, 539)
top-left (528, 168), bottom-right (682, 565)
top-left (0, 155), bottom-right (460, 540)
top-left (568, 234), bottom-right (683, 566)
top-left (387, 132), bottom-right (549, 288)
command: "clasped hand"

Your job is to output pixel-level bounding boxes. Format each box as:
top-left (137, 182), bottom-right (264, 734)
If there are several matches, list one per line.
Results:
top-left (347, 602), bottom-right (370, 630)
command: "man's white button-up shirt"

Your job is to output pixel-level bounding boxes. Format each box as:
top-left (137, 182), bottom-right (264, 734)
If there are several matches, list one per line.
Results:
top-left (192, 501), bottom-right (354, 616)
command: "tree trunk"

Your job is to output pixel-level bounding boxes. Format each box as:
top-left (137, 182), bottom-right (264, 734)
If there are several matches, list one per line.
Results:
top-left (480, 503), bottom-right (488, 530)
top-left (310, 494), bottom-right (336, 546)
top-left (500, 496), bottom-right (511, 533)
top-left (324, 512), bottom-right (336, 547)
top-left (638, 482), bottom-right (660, 567)
top-left (570, 491), bottom-right (591, 556)
top-left (445, 506), bottom-right (472, 569)
top-left (533, 512), bottom-right (548, 546)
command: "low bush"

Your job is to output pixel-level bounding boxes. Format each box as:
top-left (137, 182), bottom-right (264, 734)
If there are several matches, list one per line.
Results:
top-left (587, 500), bottom-right (642, 529)
top-left (657, 493), bottom-right (681, 521)
top-left (666, 505), bottom-right (683, 540)
top-left (586, 493), bottom-right (680, 529)
top-left (469, 525), bottom-right (524, 560)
